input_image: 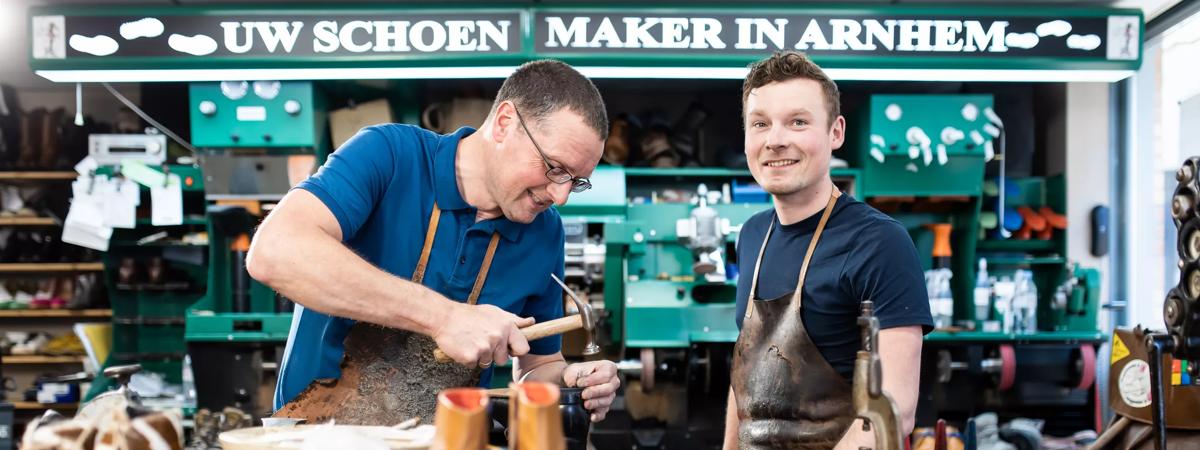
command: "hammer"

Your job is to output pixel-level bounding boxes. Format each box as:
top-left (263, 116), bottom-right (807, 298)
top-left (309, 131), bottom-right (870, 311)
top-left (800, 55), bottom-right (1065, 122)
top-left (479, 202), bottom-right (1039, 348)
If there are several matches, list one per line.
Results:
top-left (434, 273), bottom-right (600, 363)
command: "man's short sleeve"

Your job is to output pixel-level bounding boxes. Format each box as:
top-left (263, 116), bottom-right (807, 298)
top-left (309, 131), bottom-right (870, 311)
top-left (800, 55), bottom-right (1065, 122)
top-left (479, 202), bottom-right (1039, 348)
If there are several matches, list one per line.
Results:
top-left (520, 221), bottom-right (566, 356)
top-left (847, 220), bottom-right (934, 333)
top-left (295, 127), bottom-right (396, 240)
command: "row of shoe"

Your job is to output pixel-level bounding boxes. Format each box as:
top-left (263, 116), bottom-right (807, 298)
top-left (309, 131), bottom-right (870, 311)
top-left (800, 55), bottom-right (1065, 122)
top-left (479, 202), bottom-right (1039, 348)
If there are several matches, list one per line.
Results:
top-left (1, 331), bottom-right (84, 356)
top-left (0, 83), bottom-right (134, 172)
top-left (0, 184), bottom-right (70, 222)
top-left (603, 105), bottom-right (710, 169)
top-left (0, 229), bottom-right (99, 263)
top-left (0, 274), bottom-right (107, 310)
top-left (116, 256), bottom-right (192, 291)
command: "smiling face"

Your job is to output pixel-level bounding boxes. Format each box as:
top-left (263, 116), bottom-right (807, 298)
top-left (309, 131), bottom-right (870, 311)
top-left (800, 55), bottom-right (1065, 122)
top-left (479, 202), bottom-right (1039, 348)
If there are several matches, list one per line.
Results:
top-left (486, 102), bottom-right (604, 224)
top-left (743, 78), bottom-right (845, 198)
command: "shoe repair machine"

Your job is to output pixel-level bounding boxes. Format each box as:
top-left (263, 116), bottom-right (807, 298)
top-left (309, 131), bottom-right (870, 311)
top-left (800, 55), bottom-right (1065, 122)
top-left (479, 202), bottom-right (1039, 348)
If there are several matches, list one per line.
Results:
top-left (184, 81), bottom-right (327, 420)
top-left (1091, 157), bottom-right (1200, 450)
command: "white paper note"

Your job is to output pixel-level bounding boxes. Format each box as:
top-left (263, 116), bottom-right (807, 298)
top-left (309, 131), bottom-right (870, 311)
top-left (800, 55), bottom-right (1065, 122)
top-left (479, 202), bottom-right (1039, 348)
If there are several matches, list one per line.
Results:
top-left (151, 174), bottom-right (183, 226)
top-left (63, 176), bottom-right (113, 252)
top-left (102, 178), bottom-right (136, 229)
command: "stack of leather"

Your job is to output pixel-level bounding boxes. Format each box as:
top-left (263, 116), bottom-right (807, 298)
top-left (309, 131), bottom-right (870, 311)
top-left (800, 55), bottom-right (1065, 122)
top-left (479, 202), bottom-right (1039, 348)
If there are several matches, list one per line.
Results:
top-left (20, 407), bottom-right (183, 450)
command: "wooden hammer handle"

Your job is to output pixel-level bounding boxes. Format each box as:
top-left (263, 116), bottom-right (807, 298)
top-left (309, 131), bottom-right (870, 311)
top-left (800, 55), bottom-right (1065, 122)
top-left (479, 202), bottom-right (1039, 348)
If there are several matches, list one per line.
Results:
top-left (433, 314), bottom-right (584, 363)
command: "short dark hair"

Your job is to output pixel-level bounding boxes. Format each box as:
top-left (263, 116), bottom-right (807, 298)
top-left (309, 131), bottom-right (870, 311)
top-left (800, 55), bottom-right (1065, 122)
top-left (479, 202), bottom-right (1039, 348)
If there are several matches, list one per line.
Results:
top-left (493, 60), bottom-right (608, 140)
top-left (742, 51), bottom-right (840, 127)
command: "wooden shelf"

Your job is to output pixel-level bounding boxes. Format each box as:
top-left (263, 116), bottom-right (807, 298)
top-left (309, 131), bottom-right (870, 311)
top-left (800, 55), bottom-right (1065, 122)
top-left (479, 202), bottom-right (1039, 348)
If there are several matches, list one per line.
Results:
top-left (0, 262), bottom-right (105, 273)
top-left (0, 308), bottom-right (111, 318)
top-left (11, 401), bottom-right (78, 410)
top-left (3, 355), bottom-right (85, 364)
top-left (0, 171), bottom-right (78, 181)
top-left (982, 256), bottom-right (1067, 266)
top-left (976, 239), bottom-right (1059, 252)
top-left (0, 217), bottom-right (57, 226)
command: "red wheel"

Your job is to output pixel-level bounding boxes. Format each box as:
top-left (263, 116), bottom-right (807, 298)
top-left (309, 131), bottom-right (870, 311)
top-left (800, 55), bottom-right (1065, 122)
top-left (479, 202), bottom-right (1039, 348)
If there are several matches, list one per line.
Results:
top-left (1075, 344), bottom-right (1097, 391)
top-left (640, 348), bottom-right (655, 392)
top-left (997, 344), bottom-right (1017, 391)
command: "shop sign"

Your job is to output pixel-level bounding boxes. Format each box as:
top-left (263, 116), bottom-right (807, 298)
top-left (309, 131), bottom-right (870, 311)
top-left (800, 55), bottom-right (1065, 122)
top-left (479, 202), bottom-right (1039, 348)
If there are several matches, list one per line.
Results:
top-left (535, 12), bottom-right (1140, 61)
top-left (31, 13), bottom-right (522, 59)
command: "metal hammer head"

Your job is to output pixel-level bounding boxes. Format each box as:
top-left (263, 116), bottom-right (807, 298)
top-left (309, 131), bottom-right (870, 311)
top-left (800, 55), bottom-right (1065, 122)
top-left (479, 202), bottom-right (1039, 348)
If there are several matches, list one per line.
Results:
top-left (550, 274), bottom-right (601, 356)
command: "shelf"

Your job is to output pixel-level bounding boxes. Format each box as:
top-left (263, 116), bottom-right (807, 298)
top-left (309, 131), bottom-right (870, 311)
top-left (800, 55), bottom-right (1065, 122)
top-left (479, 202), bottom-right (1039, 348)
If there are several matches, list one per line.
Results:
top-left (0, 171), bottom-right (78, 181)
top-left (624, 167), bottom-right (753, 177)
top-left (3, 355), bottom-right (85, 364)
top-left (0, 308), bottom-right (111, 318)
top-left (135, 216), bottom-right (207, 226)
top-left (976, 239), bottom-right (1059, 252)
top-left (0, 217), bottom-right (58, 226)
top-left (0, 262), bottom-right (105, 272)
top-left (926, 330), bottom-right (1105, 343)
top-left (11, 401), bottom-right (78, 410)
top-left (981, 256), bottom-right (1066, 266)
top-left (621, 167), bottom-right (860, 178)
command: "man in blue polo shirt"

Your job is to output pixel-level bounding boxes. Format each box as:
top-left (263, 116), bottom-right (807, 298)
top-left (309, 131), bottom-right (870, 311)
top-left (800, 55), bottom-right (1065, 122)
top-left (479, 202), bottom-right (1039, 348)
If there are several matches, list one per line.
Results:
top-left (247, 60), bottom-right (620, 422)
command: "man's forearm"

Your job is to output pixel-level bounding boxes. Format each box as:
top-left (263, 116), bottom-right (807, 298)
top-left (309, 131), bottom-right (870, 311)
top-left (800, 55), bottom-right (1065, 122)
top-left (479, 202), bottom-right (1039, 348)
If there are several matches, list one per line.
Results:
top-left (247, 213), bottom-right (449, 335)
top-left (516, 359), bottom-right (568, 385)
top-left (723, 388), bottom-right (739, 449)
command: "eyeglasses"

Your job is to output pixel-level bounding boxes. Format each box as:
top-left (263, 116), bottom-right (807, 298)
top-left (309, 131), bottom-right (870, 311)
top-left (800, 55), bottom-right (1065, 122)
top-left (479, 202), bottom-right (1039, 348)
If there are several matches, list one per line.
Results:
top-left (513, 107), bottom-right (592, 193)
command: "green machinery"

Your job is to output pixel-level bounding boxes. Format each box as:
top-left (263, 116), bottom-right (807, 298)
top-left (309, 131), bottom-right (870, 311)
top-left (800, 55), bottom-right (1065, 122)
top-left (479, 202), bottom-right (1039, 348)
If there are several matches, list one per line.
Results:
top-left (565, 94), bottom-right (1105, 445)
top-left (86, 165), bottom-right (208, 402)
top-left (183, 81), bottom-right (327, 418)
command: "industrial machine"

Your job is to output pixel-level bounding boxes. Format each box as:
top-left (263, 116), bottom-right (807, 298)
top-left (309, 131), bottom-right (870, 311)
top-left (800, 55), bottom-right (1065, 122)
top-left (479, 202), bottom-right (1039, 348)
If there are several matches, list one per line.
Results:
top-left (1092, 157), bottom-right (1200, 449)
top-left (184, 80), bottom-right (328, 419)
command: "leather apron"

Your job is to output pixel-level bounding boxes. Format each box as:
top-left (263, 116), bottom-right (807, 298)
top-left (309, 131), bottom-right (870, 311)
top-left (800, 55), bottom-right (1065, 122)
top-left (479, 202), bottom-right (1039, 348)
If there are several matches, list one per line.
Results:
top-left (731, 191), bottom-right (856, 449)
top-left (275, 203), bottom-right (501, 424)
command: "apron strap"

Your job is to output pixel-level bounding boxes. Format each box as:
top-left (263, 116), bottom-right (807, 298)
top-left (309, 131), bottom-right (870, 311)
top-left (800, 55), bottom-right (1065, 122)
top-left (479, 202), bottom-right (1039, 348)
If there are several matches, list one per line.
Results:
top-left (468, 233), bottom-right (501, 305)
top-left (412, 202), bottom-right (501, 305)
top-left (412, 203), bottom-right (442, 284)
top-left (792, 189), bottom-right (841, 309)
top-left (744, 216), bottom-right (775, 321)
top-left (744, 189), bottom-right (841, 320)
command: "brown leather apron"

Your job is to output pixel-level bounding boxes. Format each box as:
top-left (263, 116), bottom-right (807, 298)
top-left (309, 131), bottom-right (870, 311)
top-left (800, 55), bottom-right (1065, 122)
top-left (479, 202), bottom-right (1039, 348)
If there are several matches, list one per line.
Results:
top-left (731, 190), bottom-right (856, 449)
top-left (275, 203), bottom-right (501, 425)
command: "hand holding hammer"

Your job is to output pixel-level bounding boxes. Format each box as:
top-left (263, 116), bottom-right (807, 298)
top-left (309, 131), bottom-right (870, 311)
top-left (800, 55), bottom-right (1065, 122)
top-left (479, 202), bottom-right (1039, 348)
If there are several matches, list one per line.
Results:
top-left (434, 274), bottom-right (600, 364)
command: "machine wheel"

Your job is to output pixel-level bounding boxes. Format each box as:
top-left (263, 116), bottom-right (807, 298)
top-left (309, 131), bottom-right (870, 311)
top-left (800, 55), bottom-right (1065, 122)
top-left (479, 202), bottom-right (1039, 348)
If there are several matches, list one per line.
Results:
top-left (997, 344), bottom-right (1017, 391)
top-left (1073, 343), bottom-right (1097, 391)
top-left (641, 348), bottom-right (656, 392)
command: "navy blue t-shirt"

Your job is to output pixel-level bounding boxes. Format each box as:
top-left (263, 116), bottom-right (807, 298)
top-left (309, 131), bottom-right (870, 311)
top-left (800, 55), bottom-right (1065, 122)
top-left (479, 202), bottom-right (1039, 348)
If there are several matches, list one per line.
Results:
top-left (734, 194), bottom-right (933, 380)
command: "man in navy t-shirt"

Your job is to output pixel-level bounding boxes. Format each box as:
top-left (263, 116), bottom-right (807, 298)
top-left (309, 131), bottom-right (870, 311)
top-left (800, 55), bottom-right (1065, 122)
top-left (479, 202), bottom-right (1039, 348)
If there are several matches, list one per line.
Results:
top-left (723, 52), bottom-right (933, 449)
top-left (248, 60), bottom-right (620, 422)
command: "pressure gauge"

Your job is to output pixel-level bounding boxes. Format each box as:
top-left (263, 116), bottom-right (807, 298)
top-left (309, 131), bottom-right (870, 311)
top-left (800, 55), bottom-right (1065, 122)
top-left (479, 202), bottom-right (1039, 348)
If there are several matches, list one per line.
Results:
top-left (253, 81), bottom-right (282, 100)
top-left (220, 81), bottom-right (249, 100)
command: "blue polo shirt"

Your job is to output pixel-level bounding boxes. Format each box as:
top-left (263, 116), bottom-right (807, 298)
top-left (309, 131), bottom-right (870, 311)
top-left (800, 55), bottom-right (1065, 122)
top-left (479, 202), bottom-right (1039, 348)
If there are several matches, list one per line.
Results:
top-left (273, 124), bottom-right (566, 410)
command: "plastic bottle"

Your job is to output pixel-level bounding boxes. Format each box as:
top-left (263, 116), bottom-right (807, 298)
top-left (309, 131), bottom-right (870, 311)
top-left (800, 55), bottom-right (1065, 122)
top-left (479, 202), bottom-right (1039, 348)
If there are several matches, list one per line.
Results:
top-left (974, 259), bottom-right (992, 322)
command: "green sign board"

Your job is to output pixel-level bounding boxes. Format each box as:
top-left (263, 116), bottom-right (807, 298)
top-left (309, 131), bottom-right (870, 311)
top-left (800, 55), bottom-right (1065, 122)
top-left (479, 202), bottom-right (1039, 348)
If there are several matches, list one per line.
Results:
top-left (28, 5), bottom-right (1143, 82)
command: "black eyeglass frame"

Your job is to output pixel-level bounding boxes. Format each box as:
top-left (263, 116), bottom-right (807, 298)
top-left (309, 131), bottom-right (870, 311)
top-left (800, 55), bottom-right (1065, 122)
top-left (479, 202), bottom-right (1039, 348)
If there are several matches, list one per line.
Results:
top-left (513, 107), bottom-right (592, 193)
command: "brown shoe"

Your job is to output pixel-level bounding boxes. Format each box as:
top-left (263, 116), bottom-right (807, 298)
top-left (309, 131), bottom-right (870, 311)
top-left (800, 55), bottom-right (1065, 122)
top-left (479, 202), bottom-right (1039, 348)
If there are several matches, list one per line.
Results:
top-left (603, 117), bottom-right (630, 165)
top-left (17, 108), bottom-right (44, 169)
top-left (39, 108), bottom-right (65, 170)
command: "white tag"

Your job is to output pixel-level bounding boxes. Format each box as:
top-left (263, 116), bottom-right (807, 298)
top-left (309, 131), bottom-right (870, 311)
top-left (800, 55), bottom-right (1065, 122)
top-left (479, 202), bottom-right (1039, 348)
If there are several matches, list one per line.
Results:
top-left (122, 178), bottom-right (141, 206)
top-left (68, 176), bottom-right (106, 229)
top-left (74, 156), bottom-right (98, 176)
top-left (151, 174), bottom-right (183, 226)
top-left (102, 180), bottom-right (136, 229)
top-left (62, 206), bottom-right (112, 252)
